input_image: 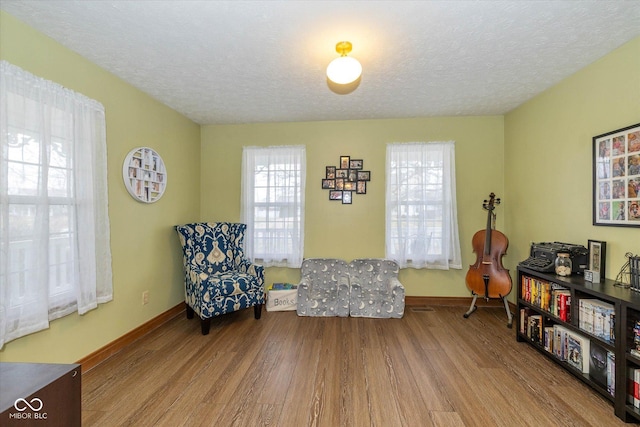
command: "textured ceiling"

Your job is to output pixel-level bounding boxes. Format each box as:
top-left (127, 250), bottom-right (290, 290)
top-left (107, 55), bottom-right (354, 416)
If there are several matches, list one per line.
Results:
top-left (1, 1), bottom-right (639, 125)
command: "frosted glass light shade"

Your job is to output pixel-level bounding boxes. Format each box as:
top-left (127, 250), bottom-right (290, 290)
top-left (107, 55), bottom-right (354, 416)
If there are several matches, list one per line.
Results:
top-left (326, 56), bottom-right (362, 85)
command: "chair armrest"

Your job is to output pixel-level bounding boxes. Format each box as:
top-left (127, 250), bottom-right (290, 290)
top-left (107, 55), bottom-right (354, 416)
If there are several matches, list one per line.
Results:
top-left (386, 277), bottom-right (405, 294)
top-left (297, 278), bottom-right (312, 291)
top-left (183, 263), bottom-right (208, 284)
top-left (235, 258), bottom-right (264, 280)
top-left (337, 275), bottom-right (350, 291)
top-left (388, 277), bottom-right (404, 290)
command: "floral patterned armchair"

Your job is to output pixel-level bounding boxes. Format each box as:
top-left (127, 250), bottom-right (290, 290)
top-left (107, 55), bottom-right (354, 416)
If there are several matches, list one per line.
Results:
top-left (296, 258), bottom-right (350, 317)
top-left (348, 259), bottom-right (405, 318)
top-left (175, 222), bottom-right (265, 334)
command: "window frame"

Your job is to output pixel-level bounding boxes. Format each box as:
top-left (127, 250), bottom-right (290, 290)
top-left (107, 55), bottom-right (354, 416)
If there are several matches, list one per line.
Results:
top-left (385, 141), bottom-right (462, 270)
top-left (241, 145), bottom-right (306, 268)
top-left (1, 60), bottom-right (113, 348)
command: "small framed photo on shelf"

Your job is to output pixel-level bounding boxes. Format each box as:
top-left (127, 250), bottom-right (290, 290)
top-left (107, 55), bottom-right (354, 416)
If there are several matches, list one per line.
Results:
top-left (342, 191), bottom-right (352, 204)
top-left (587, 240), bottom-right (606, 282)
top-left (340, 156), bottom-right (350, 169)
top-left (329, 190), bottom-right (342, 200)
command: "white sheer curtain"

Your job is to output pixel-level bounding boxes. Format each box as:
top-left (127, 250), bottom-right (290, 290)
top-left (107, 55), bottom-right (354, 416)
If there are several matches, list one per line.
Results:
top-left (0, 61), bottom-right (113, 348)
top-left (241, 145), bottom-right (306, 268)
top-left (385, 141), bottom-right (462, 269)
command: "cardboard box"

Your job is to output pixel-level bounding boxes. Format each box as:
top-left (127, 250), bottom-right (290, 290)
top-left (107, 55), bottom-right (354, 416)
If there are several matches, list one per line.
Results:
top-left (266, 289), bottom-right (298, 311)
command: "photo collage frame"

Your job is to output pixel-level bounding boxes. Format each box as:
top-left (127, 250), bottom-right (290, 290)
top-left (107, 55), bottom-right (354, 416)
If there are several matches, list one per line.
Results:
top-left (593, 123), bottom-right (640, 227)
top-left (322, 155), bottom-right (371, 204)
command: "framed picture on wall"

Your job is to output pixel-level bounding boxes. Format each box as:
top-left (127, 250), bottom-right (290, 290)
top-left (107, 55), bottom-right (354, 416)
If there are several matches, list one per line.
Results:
top-left (322, 179), bottom-right (335, 189)
top-left (342, 191), bottom-right (352, 204)
top-left (357, 171), bottom-right (370, 181)
top-left (323, 155), bottom-right (370, 204)
top-left (593, 122), bottom-right (640, 227)
top-left (326, 166), bottom-right (336, 179)
top-left (349, 159), bottom-right (363, 169)
top-left (343, 181), bottom-right (355, 191)
top-left (340, 156), bottom-right (350, 169)
top-left (329, 190), bottom-right (342, 200)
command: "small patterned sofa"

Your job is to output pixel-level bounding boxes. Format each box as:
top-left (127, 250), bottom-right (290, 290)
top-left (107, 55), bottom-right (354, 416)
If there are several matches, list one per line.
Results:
top-left (349, 259), bottom-right (405, 318)
top-left (175, 222), bottom-right (265, 334)
top-left (296, 258), bottom-right (350, 317)
top-left (296, 258), bottom-right (405, 318)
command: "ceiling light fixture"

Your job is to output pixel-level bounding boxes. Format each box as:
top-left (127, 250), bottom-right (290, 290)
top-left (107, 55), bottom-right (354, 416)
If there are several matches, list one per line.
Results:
top-left (326, 41), bottom-right (362, 85)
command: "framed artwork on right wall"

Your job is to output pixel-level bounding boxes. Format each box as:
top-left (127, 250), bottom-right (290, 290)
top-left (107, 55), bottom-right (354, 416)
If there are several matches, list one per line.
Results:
top-left (592, 122), bottom-right (640, 227)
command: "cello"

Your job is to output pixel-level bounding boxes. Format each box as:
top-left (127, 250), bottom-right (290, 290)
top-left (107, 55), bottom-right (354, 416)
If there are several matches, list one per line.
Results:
top-left (463, 193), bottom-right (513, 327)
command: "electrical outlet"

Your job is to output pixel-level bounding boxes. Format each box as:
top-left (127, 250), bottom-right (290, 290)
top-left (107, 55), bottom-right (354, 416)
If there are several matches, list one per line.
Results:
top-left (142, 290), bottom-right (149, 305)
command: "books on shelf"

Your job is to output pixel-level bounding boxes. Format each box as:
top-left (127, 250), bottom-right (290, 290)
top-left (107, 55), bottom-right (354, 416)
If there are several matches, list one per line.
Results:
top-left (550, 325), bottom-right (601, 377)
top-left (519, 307), bottom-right (529, 335)
top-left (269, 283), bottom-right (297, 290)
top-left (553, 324), bottom-right (571, 361)
top-left (631, 255), bottom-right (640, 292)
top-left (629, 367), bottom-right (640, 408)
top-left (631, 318), bottom-right (640, 358)
top-left (556, 290), bottom-right (571, 322)
top-left (607, 351), bottom-right (616, 397)
top-left (567, 333), bottom-right (590, 374)
top-left (590, 341), bottom-right (608, 388)
top-left (520, 275), bottom-right (571, 321)
top-left (543, 326), bottom-right (554, 352)
top-left (589, 341), bottom-right (615, 396)
top-left (579, 299), bottom-right (615, 342)
top-left (528, 314), bottom-right (543, 345)
top-left (519, 309), bottom-right (554, 349)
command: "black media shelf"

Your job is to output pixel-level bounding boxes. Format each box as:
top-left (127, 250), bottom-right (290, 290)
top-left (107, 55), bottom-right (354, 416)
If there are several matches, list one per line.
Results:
top-left (516, 266), bottom-right (640, 423)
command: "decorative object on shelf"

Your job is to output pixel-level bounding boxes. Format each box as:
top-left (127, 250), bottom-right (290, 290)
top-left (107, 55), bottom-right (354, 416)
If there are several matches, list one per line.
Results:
top-left (322, 155), bottom-right (370, 204)
top-left (122, 147), bottom-right (167, 203)
top-left (586, 239), bottom-right (607, 283)
top-left (326, 41), bottom-right (362, 85)
top-left (554, 252), bottom-right (572, 276)
top-left (614, 252), bottom-right (640, 290)
top-left (593, 122), bottom-right (640, 227)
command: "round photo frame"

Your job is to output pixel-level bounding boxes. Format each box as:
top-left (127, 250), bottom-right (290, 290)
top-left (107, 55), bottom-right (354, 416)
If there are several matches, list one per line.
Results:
top-left (122, 147), bottom-right (167, 203)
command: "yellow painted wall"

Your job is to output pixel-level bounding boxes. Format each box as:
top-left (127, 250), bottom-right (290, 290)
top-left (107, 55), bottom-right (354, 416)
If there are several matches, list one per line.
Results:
top-left (505, 37), bottom-right (640, 282)
top-left (2, 8), bottom-right (637, 366)
top-left (201, 116), bottom-right (505, 296)
top-left (0, 12), bottom-right (201, 363)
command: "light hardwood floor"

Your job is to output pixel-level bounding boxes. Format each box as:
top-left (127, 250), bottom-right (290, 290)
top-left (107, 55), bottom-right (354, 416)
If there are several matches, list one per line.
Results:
top-left (82, 305), bottom-right (632, 426)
